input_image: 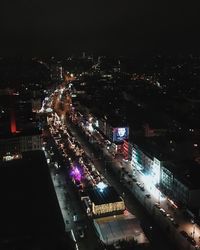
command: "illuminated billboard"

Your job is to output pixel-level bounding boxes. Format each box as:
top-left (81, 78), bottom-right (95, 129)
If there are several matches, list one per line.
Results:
top-left (113, 127), bottom-right (129, 142)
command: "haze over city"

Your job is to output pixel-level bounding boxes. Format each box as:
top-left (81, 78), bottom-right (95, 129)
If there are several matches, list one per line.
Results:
top-left (1, 0), bottom-right (200, 56)
top-left (1, 1), bottom-right (200, 250)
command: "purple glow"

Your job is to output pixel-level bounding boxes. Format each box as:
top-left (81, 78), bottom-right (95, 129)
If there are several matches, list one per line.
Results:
top-left (70, 166), bottom-right (82, 181)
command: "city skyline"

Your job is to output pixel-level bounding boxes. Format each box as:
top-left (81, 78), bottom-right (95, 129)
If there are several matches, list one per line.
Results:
top-left (1, 53), bottom-right (200, 249)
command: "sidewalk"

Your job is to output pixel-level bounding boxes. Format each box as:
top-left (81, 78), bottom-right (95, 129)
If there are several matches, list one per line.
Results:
top-left (73, 122), bottom-right (200, 250)
top-left (50, 168), bottom-right (74, 232)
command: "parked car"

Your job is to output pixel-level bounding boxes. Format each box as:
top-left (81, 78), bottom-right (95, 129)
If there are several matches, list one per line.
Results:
top-left (168, 216), bottom-right (174, 222)
top-left (113, 242), bottom-right (121, 249)
top-left (187, 236), bottom-right (196, 246)
top-left (140, 186), bottom-right (145, 191)
top-left (136, 182), bottom-right (141, 187)
top-left (180, 230), bottom-right (189, 238)
top-left (132, 177), bottom-right (137, 182)
top-left (77, 228), bottom-right (84, 238)
top-left (154, 202), bottom-right (161, 209)
top-left (159, 208), bottom-right (166, 216)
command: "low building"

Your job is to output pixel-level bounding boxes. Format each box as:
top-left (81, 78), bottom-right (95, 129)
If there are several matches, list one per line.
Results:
top-left (0, 127), bottom-right (42, 159)
top-left (85, 186), bottom-right (149, 246)
top-left (94, 212), bottom-right (149, 245)
top-left (86, 186), bottom-right (125, 217)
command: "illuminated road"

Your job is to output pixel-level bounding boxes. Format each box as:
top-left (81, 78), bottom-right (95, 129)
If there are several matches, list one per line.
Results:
top-left (45, 82), bottom-right (200, 250)
top-left (46, 84), bottom-right (174, 249)
top-left (66, 120), bottom-right (176, 250)
top-left (44, 138), bottom-right (103, 250)
top-left (91, 132), bottom-right (200, 249)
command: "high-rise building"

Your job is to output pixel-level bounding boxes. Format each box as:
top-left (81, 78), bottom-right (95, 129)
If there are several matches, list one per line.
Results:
top-left (0, 92), bottom-right (42, 159)
top-left (0, 93), bottom-right (33, 135)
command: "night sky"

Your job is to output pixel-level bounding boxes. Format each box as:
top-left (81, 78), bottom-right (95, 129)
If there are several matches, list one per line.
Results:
top-left (1, 0), bottom-right (199, 56)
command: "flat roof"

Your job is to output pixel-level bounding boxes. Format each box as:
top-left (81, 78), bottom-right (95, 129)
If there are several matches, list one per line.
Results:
top-left (165, 159), bottom-right (200, 190)
top-left (87, 186), bottom-right (122, 205)
top-left (94, 213), bottom-right (149, 245)
top-left (133, 135), bottom-right (200, 162)
top-left (0, 126), bottom-right (41, 139)
top-left (133, 137), bottom-right (168, 161)
top-left (0, 150), bottom-right (67, 249)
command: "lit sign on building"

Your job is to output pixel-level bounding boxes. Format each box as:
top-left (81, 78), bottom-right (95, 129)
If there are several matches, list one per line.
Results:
top-left (113, 127), bottom-right (129, 142)
top-left (94, 120), bottom-right (99, 128)
top-left (3, 153), bottom-right (22, 162)
top-left (92, 201), bottom-right (125, 216)
top-left (122, 140), bottom-right (129, 160)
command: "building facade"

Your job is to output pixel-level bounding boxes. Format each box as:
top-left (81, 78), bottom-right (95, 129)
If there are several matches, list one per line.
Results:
top-left (0, 130), bottom-right (42, 160)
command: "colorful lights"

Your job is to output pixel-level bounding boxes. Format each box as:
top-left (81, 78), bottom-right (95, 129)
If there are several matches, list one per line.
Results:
top-left (70, 165), bottom-right (83, 182)
top-left (10, 109), bottom-right (16, 133)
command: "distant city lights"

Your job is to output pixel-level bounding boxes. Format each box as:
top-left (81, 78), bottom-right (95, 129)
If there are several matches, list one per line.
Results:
top-left (3, 153), bottom-right (22, 162)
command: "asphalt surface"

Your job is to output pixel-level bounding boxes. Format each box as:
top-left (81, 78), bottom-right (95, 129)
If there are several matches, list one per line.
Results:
top-left (66, 119), bottom-right (178, 250)
top-left (42, 78), bottom-right (200, 250)
top-left (44, 85), bottom-right (180, 249)
top-left (45, 135), bottom-right (104, 250)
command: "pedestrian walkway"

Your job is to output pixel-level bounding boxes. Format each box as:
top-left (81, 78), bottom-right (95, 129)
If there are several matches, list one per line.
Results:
top-left (50, 166), bottom-right (74, 232)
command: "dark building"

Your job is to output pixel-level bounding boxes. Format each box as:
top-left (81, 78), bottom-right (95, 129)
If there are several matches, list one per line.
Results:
top-left (0, 127), bottom-right (42, 158)
top-left (0, 93), bottom-right (33, 135)
top-left (15, 100), bottom-right (33, 131)
top-left (0, 92), bottom-right (42, 158)
top-left (0, 150), bottom-right (74, 250)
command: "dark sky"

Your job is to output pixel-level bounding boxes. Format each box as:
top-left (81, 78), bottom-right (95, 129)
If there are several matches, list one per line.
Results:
top-left (0, 0), bottom-right (199, 56)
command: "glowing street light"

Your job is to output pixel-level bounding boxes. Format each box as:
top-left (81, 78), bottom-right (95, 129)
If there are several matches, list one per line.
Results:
top-left (96, 181), bottom-right (107, 192)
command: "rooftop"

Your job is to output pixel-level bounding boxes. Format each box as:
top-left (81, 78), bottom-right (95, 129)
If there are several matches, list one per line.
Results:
top-left (133, 136), bottom-right (172, 161)
top-left (0, 126), bottom-right (41, 139)
top-left (133, 134), bottom-right (200, 162)
top-left (87, 186), bottom-right (123, 205)
top-left (94, 213), bottom-right (149, 245)
top-left (0, 150), bottom-right (67, 249)
top-left (164, 159), bottom-right (200, 190)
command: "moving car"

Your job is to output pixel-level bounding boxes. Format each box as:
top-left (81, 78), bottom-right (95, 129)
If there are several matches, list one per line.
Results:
top-left (159, 208), bottom-right (166, 216)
